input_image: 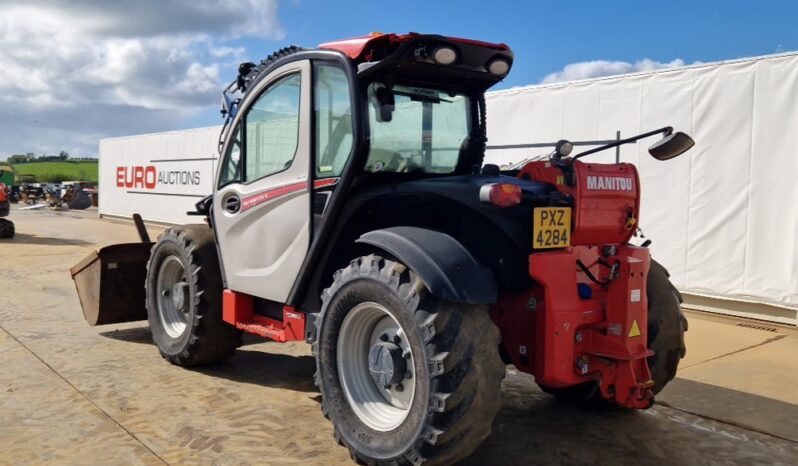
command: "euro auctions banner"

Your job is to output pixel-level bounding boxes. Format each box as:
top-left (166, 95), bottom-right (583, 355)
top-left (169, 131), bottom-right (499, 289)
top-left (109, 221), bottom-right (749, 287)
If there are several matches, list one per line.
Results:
top-left (98, 126), bottom-right (222, 224)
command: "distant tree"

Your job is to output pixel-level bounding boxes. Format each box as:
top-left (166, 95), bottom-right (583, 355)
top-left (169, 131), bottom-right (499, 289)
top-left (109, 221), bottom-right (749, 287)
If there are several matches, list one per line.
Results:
top-left (58, 150), bottom-right (69, 161)
top-left (7, 154), bottom-right (32, 164)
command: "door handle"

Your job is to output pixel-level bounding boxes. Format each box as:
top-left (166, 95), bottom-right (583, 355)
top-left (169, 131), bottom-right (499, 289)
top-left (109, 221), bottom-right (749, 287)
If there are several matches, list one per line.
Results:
top-left (224, 195), bottom-right (241, 214)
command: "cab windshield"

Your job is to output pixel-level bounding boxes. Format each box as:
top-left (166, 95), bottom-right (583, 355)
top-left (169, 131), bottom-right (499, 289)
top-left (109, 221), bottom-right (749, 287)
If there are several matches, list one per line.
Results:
top-left (366, 83), bottom-right (471, 174)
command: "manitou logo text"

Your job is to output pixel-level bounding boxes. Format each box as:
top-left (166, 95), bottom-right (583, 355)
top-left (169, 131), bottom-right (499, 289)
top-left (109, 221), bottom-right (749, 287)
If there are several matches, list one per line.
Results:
top-left (116, 166), bottom-right (201, 190)
top-left (585, 176), bottom-right (634, 191)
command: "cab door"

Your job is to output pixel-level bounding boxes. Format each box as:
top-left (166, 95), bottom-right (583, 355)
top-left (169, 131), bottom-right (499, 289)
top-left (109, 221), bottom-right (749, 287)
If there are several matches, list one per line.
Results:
top-left (213, 60), bottom-right (311, 302)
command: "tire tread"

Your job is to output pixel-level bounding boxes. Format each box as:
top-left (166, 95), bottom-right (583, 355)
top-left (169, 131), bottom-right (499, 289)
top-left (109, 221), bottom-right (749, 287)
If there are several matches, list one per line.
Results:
top-left (146, 225), bottom-right (241, 366)
top-left (313, 255), bottom-right (504, 466)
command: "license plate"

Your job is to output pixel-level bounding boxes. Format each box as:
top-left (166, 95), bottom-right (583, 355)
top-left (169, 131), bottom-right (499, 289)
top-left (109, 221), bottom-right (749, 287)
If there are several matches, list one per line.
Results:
top-left (533, 207), bottom-right (572, 249)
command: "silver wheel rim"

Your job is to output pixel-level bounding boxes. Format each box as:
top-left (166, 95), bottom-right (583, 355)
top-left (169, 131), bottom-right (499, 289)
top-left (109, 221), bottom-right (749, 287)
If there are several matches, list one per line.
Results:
top-left (337, 302), bottom-right (416, 432)
top-left (156, 255), bottom-right (189, 338)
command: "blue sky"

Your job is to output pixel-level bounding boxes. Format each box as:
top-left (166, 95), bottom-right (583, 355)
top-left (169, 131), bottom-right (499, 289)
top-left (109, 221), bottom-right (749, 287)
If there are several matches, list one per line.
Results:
top-left (2, 0), bottom-right (797, 158)
top-left (189, 0), bottom-right (798, 127)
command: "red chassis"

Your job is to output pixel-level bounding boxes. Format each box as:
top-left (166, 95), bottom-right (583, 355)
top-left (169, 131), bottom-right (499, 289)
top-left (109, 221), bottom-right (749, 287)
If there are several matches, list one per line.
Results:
top-left (489, 158), bottom-right (655, 409)
top-left (491, 245), bottom-right (654, 409)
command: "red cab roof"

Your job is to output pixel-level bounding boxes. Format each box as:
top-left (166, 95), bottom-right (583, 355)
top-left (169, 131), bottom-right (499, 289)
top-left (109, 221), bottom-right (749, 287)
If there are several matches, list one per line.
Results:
top-left (319, 32), bottom-right (509, 62)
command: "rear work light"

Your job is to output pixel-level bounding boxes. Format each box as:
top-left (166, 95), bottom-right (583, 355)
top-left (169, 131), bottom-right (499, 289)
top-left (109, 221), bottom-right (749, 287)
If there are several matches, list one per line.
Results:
top-left (486, 57), bottom-right (511, 76)
top-left (432, 46), bottom-right (458, 65)
top-left (479, 183), bottom-right (522, 207)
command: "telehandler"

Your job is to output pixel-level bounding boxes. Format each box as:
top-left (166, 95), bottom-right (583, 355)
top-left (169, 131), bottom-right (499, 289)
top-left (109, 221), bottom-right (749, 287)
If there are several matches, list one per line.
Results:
top-left (71, 32), bottom-right (693, 465)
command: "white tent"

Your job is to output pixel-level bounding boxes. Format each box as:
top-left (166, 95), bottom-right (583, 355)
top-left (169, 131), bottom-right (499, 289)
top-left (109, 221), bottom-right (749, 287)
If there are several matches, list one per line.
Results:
top-left (486, 52), bottom-right (798, 324)
top-left (98, 52), bottom-right (798, 324)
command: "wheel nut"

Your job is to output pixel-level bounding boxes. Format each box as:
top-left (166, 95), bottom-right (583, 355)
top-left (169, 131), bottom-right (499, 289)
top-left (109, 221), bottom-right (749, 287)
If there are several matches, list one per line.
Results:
top-left (393, 335), bottom-right (401, 344)
top-left (161, 290), bottom-right (170, 297)
top-left (404, 371), bottom-right (412, 379)
top-left (395, 383), bottom-right (404, 392)
top-left (527, 296), bottom-right (537, 311)
top-left (379, 333), bottom-right (389, 342)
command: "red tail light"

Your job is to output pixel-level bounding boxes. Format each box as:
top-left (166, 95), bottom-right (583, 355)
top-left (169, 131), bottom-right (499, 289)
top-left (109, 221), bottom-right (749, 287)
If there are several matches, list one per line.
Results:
top-left (480, 183), bottom-right (522, 207)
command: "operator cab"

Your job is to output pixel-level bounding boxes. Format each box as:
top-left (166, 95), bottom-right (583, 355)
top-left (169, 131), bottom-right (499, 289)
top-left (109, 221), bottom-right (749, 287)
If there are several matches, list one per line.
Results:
top-left (324, 33), bottom-right (513, 179)
top-left (211, 33), bottom-right (516, 309)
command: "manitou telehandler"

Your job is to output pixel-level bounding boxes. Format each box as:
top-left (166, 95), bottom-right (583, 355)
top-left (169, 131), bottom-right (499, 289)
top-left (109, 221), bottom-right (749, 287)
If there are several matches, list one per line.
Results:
top-left (71, 33), bottom-right (693, 465)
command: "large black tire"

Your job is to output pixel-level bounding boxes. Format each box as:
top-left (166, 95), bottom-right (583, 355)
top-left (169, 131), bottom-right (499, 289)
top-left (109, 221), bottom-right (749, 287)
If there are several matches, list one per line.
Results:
top-left (146, 225), bottom-right (241, 366)
top-left (540, 259), bottom-right (687, 405)
top-left (313, 255), bottom-right (504, 466)
top-left (0, 218), bottom-right (14, 238)
top-left (647, 259), bottom-right (687, 394)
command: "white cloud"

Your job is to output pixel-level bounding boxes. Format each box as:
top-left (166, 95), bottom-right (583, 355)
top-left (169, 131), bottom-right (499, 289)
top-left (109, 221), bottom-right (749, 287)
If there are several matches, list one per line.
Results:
top-left (209, 46), bottom-right (247, 59)
top-left (540, 58), bottom-right (688, 84)
top-left (0, 0), bottom-right (284, 158)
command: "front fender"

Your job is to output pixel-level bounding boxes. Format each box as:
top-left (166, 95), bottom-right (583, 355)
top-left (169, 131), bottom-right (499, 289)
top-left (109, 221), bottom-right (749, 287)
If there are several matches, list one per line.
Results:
top-left (356, 226), bottom-right (497, 304)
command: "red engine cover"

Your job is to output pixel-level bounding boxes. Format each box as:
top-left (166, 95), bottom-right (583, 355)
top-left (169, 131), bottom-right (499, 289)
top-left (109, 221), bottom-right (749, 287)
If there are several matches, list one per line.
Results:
top-left (519, 160), bottom-right (640, 245)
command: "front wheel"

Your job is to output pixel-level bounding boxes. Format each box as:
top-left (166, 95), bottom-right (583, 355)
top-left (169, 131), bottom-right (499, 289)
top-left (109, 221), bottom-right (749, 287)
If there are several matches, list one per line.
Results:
top-left (146, 226), bottom-right (241, 366)
top-left (0, 218), bottom-right (14, 239)
top-left (313, 255), bottom-right (504, 465)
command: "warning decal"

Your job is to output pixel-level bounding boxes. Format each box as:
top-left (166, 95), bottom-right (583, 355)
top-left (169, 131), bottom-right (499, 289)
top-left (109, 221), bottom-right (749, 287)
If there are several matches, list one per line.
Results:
top-left (628, 320), bottom-right (641, 338)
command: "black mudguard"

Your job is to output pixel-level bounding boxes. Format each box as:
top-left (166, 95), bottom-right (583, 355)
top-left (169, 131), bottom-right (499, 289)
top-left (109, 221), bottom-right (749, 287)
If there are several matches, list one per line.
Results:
top-left (356, 226), bottom-right (497, 304)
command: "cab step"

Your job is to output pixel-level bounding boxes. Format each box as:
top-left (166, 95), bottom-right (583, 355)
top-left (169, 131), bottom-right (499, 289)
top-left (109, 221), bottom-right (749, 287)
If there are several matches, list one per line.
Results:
top-left (222, 290), bottom-right (306, 342)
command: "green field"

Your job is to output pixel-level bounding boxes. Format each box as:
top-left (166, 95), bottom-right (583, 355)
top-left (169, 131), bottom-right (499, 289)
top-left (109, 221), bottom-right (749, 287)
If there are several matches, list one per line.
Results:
top-left (5, 161), bottom-right (98, 183)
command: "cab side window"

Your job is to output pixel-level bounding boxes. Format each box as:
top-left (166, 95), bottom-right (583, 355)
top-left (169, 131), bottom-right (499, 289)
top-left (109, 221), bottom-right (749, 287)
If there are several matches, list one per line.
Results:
top-left (219, 124), bottom-right (242, 187)
top-left (315, 65), bottom-right (353, 177)
top-left (244, 73), bottom-right (301, 182)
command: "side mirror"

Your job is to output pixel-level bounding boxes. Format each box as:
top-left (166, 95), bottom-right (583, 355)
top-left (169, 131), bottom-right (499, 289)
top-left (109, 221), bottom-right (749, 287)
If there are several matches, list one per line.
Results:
top-left (554, 139), bottom-right (573, 158)
top-left (374, 86), bottom-right (395, 123)
top-left (648, 131), bottom-right (695, 160)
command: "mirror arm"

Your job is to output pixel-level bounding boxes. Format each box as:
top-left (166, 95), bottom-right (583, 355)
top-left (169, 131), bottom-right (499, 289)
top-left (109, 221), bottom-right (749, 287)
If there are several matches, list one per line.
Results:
top-left (570, 126), bottom-right (674, 162)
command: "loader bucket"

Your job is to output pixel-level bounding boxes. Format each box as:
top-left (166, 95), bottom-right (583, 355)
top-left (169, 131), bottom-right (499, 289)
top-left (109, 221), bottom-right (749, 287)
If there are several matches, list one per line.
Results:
top-left (65, 189), bottom-right (93, 210)
top-left (70, 242), bottom-right (153, 326)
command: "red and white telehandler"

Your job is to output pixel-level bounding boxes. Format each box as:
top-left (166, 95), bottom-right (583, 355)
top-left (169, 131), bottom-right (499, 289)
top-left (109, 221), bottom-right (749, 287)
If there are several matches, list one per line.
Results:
top-left (72, 32), bottom-right (693, 465)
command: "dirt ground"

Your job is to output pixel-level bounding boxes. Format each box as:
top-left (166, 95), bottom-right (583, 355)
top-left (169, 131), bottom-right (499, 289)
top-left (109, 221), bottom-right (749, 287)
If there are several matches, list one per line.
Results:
top-left (1, 207), bottom-right (797, 465)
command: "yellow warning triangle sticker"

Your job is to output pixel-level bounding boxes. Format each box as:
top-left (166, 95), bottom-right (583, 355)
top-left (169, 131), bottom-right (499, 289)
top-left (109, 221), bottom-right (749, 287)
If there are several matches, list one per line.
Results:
top-left (628, 320), bottom-right (641, 338)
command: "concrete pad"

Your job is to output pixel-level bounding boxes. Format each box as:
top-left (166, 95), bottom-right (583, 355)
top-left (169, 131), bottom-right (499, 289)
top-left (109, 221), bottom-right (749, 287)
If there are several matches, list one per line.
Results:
top-left (657, 378), bottom-right (798, 443)
top-left (678, 334), bottom-right (798, 405)
top-left (3, 207), bottom-right (798, 464)
top-left (0, 328), bottom-right (162, 464)
top-left (680, 313), bottom-right (781, 368)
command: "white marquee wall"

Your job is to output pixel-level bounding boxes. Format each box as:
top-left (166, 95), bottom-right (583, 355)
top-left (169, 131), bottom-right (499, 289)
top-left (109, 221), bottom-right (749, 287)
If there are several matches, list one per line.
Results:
top-left (485, 53), bottom-right (798, 316)
top-left (97, 52), bottom-right (798, 321)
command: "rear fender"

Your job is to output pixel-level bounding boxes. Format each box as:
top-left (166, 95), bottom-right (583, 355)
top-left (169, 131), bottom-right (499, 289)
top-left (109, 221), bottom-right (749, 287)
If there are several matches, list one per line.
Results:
top-left (356, 226), bottom-right (497, 304)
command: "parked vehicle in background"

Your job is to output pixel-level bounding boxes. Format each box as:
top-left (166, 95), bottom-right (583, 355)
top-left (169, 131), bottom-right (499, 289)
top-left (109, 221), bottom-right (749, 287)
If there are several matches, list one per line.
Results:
top-left (0, 182), bottom-right (14, 238)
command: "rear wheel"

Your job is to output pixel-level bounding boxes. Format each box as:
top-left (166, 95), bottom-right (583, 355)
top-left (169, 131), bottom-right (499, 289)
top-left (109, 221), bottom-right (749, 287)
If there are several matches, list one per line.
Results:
top-left (540, 259), bottom-right (687, 405)
top-left (646, 259), bottom-right (687, 393)
top-left (314, 255), bottom-right (504, 465)
top-left (146, 225), bottom-right (241, 366)
top-left (0, 218), bottom-right (14, 238)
